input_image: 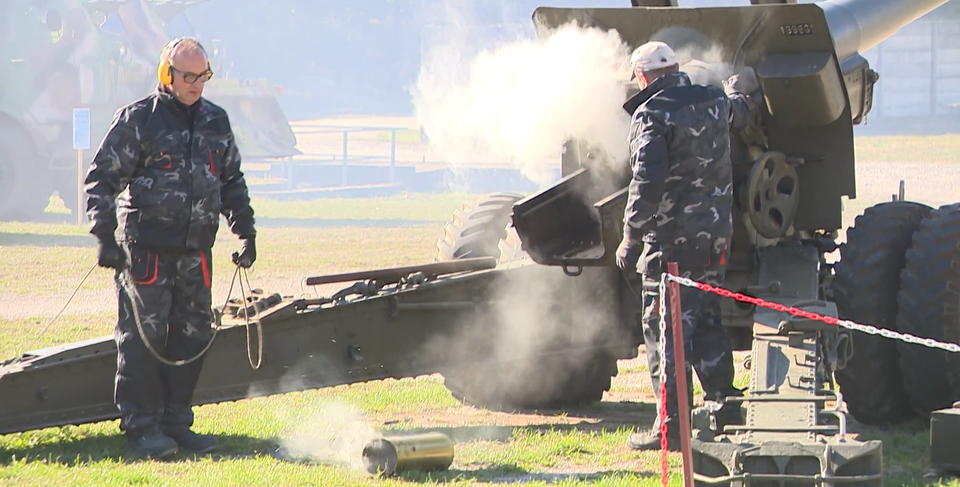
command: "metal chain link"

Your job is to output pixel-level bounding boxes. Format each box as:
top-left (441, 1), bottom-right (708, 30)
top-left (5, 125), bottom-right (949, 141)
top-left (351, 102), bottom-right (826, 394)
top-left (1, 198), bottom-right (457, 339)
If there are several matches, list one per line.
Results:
top-left (657, 272), bottom-right (670, 487)
top-left (835, 318), bottom-right (960, 352)
top-left (665, 274), bottom-right (960, 353)
top-left (658, 272), bottom-right (668, 390)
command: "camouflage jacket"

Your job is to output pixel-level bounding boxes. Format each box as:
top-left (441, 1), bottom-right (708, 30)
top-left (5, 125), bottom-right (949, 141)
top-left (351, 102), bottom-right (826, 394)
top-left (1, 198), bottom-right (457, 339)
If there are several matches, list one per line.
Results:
top-left (84, 86), bottom-right (256, 251)
top-left (620, 71), bottom-right (753, 250)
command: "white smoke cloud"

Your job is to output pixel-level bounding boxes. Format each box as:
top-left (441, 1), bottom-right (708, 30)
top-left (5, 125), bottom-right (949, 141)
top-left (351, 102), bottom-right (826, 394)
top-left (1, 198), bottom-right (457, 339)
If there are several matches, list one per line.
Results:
top-left (412, 16), bottom-right (634, 188)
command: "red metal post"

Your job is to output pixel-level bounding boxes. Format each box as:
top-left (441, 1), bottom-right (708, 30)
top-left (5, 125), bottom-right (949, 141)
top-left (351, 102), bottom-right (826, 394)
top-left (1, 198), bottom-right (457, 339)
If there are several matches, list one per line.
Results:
top-left (667, 261), bottom-right (695, 487)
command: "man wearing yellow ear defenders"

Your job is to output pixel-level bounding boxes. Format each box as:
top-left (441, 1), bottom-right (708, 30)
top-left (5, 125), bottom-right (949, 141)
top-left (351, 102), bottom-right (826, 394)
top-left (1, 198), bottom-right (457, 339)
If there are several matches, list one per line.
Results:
top-left (83, 37), bottom-right (258, 459)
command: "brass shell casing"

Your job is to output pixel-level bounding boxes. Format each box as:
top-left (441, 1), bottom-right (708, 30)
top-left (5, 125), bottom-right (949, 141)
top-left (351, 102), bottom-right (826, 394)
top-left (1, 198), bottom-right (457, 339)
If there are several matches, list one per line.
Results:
top-left (361, 432), bottom-right (455, 476)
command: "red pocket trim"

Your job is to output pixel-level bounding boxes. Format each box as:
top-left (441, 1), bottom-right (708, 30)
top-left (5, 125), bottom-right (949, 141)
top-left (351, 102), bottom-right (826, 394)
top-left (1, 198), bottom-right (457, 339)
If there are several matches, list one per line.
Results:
top-left (208, 148), bottom-right (220, 176)
top-left (134, 251), bottom-right (159, 285)
top-left (199, 250), bottom-right (211, 290)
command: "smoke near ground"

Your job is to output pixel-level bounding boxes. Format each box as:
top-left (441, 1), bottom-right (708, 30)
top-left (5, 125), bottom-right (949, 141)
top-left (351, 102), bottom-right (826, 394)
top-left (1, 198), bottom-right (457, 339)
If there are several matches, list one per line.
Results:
top-left (274, 398), bottom-right (381, 471)
top-left (412, 8), bottom-right (633, 188)
top-left (422, 262), bottom-right (623, 408)
top-left (245, 362), bottom-right (381, 472)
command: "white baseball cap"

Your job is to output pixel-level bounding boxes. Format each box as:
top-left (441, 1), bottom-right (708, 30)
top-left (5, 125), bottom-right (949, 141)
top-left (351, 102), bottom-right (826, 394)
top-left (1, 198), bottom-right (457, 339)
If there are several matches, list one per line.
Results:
top-left (629, 41), bottom-right (678, 80)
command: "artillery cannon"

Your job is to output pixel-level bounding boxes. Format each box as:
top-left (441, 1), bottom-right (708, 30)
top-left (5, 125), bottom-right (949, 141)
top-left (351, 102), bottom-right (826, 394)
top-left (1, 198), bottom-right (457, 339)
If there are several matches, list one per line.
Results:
top-left (1, 0), bottom-right (958, 483)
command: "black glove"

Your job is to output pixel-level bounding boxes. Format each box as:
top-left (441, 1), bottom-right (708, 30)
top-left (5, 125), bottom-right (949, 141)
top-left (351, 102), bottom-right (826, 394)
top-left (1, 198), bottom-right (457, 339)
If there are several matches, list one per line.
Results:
top-left (616, 238), bottom-right (640, 273)
top-left (96, 236), bottom-right (127, 270)
top-left (232, 237), bottom-right (256, 268)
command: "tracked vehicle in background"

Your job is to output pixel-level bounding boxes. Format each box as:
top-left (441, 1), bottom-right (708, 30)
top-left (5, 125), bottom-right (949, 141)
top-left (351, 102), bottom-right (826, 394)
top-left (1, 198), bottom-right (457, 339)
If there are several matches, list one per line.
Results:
top-left (0, 0), bottom-right (298, 222)
top-left (1, 0), bottom-right (959, 483)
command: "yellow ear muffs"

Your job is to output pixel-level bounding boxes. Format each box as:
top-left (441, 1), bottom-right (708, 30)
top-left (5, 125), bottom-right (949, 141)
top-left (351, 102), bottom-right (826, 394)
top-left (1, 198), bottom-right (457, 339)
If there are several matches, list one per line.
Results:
top-left (157, 58), bottom-right (173, 85)
top-left (157, 37), bottom-right (181, 86)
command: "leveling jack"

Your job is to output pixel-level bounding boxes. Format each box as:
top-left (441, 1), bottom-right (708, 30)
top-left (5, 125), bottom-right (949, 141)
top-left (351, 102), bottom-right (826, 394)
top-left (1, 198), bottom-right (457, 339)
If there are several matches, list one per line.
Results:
top-left (928, 402), bottom-right (960, 479)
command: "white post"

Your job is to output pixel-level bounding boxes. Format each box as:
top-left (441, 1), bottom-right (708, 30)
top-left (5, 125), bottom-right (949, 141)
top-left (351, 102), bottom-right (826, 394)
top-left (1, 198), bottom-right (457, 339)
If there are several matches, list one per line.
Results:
top-left (72, 108), bottom-right (91, 228)
top-left (77, 149), bottom-right (83, 227)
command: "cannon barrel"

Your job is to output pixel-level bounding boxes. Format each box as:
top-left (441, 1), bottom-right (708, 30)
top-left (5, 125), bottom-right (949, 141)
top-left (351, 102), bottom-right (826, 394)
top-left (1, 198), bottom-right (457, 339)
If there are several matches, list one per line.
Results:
top-left (820, 0), bottom-right (952, 62)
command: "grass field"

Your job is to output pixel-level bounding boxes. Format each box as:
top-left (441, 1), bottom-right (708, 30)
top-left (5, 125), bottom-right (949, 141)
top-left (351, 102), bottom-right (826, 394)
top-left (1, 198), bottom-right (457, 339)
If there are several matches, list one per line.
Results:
top-left (2, 135), bottom-right (960, 485)
top-left (854, 134), bottom-right (960, 163)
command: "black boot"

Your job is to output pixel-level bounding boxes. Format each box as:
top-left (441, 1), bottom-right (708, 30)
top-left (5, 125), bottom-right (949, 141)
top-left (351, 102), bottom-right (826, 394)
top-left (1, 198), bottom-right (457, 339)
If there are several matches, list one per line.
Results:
top-left (163, 426), bottom-right (218, 454)
top-left (126, 427), bottom-right (179, 459)
top-left (160, 404), bottom-right (217, 454)
top-left (626, 428), bottom-right (680, 452)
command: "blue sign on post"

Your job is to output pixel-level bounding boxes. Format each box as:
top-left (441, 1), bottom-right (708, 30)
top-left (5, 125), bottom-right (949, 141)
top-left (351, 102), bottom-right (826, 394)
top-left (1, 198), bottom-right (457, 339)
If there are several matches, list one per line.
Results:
top-left (73, 108), bottom-right (91, 150)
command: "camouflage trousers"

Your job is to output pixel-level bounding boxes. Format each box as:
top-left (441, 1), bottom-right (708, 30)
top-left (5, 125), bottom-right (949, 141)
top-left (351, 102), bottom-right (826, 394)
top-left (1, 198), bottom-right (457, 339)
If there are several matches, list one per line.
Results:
top-left (636, 236), bottom-right (742, 436)
top-left (113, 242), bottom-right (215, 435)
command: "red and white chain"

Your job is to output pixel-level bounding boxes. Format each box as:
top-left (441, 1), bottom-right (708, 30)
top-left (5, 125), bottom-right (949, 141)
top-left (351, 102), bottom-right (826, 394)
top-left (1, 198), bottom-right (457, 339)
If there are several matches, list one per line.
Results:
top-left (665, 274), bottom-right (960, 353)
top-left (658, 272), bottom-right (670, 487)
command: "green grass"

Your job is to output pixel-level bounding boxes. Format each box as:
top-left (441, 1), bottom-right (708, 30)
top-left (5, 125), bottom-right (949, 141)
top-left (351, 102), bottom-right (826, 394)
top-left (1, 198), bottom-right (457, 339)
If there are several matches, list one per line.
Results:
top-left (0, 374), bottom-right (665, 486)
top-left (855, 134), bottom-right (960, 163)
top-left (1, 193), bottom-right (669, 486)
top-left (1, 179), bottom-right (957, 485)
top-left (0, 312), bottom-right (116, 360)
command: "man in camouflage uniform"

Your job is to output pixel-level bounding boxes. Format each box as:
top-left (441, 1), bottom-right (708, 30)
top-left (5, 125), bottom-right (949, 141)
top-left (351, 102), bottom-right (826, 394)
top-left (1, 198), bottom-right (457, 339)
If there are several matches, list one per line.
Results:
top-left (84, 37), bottom-right (257, 459)
top-left (615, 41), bottom-right (756, 451)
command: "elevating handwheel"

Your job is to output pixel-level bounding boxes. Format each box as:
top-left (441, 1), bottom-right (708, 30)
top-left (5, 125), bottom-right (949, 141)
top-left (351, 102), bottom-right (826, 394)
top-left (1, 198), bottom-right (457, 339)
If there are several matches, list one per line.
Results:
top-left (745, 151), bottom-right (800, 239)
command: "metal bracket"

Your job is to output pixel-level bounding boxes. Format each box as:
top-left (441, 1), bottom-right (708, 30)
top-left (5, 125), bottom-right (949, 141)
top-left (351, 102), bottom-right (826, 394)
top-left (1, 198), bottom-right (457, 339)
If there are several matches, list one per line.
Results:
top-left (892, 180), bottom-right (906, 201)
top-left (563, 265), bottom-right (583, 277)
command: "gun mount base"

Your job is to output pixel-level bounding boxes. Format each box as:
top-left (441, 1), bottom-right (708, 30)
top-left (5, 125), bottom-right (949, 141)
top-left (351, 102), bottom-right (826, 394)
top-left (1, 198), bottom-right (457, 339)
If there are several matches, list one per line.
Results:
top-left (691, 439), bottom-right (883, 487)
top-left (929, 403), bottom-right (960, 478)
top-left (689, 241), bottom-right (879, 486)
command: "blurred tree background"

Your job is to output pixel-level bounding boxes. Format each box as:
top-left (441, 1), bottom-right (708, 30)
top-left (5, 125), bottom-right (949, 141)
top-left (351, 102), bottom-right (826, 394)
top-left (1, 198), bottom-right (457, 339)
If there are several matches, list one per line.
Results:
top-left (178, 0), bottom-right (960, 120)
top-left (179, 0), bottom-right (614, 119)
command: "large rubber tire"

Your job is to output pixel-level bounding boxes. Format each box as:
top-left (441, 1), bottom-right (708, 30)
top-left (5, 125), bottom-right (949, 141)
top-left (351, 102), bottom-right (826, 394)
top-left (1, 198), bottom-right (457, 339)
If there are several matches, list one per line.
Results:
top-left (442, 347), bottom-right (620, 411)
top-left (831, 201), bottom-right (931, 426)
top-left (436, 193), bottom-right (525, 262)
top-left (497, 222), bottom-right (529, 264)
top-left (436, 193), bottom-right (619, 410)
top-left (894, 202), bottom-right (960, 416)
